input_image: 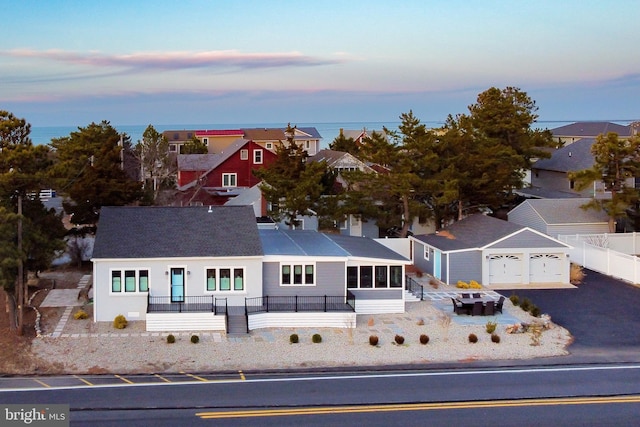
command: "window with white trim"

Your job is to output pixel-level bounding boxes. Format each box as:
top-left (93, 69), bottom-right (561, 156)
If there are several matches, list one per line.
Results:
top-left (240, 149), bottom-right (248, 160)
top-left (347, 265), bottom-right (403, 289)
top-left (253, 149), bottom-right (263, 164)
top-left (266, 142), bottom-right (273, 149)
top-left (111, 269), bottom-right (149, 293)
top-left (203, 137), bottom-right (209, 146)
top-left (222, 173), bottom-right (237, 187)
top-left (205, 267), bottom-right (244, 292)
top-left (281, 263), bottom-right (315, 286)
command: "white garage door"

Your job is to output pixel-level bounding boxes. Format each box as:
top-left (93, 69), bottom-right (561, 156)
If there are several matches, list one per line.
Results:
top-left (488, 254), bottom-right (523, 284)
top-left (529, 254), bottom-right (564, 283)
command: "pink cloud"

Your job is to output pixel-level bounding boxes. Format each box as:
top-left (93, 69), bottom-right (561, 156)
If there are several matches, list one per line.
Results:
top-left (2, 48), bottom-right (345, 70)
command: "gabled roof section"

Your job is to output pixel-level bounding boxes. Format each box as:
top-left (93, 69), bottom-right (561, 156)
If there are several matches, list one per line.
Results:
top-left (412, 214), bottom-right (524, 251)
top-left (259, 229), bottom-right (408, 261)
top-left (551, 122), bottom-right (631, 138)
top-left (509, 198), bottom-right (609, 225)
top-left (532, 138), bottom-right (595, 172)
top-left (195, 129), bottom-right (244, 137)
top-left (287, 127), bottom-right (323, 139)
top-left (243, 128), bottom-right (285, 141)
top-left (177, 154), bottom-right (219, 171)
top-left (93, 206), bottom-right (262, 259)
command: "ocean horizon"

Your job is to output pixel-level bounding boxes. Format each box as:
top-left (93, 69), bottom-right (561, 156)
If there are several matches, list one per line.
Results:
top-left (29, 120), bottom-right (629, 149)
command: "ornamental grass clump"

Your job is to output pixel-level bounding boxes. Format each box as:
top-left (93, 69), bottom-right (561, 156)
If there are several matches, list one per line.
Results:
top-left (312, 333), bottom-right (322, 343)
top-left (520, 298), bottom-right (533, 312)
top-left (73, 309), bottom-right (88, 320)
top-left (509, 294), bottom-right (520, 306)
top-left (369, 335), bottom-right (379, 346)
top-left (113, 314), bottom-right (128, 329)
top-left (289, 333), bottom-right (299, 344)
top-left (485, 321), bottom-right (497, 334)
top-left (468, 333), bottom-right (478, 343)
top-left (419, 334), bottom-right (429, 345)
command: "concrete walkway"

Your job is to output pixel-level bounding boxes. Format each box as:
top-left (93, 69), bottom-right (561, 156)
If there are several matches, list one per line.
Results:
top-left (45, 274), bottom-right (91, 338)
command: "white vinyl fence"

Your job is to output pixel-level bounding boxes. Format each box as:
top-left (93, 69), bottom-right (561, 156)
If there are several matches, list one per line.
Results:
top-left (559, 233), bottom-right (640, 284)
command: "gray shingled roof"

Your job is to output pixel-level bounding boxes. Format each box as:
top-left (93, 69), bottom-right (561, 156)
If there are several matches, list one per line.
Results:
top-left (290, 127), bottom-right (323, 139)
top-left (259, 229), bottom-right (408, 261)
top-left (552, 122), bottom-right (631, 138)
top-left (533, 138), bottom-right (595, 172)
top-left (512, 198), bottom-right (609, 224)
top-left (413, 214), bottom-right (524, 251)
top-left (93, 206), bottom-right (262, 259)
top-left (177, 154), bottom-right (219, 171)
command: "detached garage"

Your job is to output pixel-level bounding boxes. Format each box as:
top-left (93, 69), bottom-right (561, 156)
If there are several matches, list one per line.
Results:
top-left (410, 214), bottom-right (571, 288)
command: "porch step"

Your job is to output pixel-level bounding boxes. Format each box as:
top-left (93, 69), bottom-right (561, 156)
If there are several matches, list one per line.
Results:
top-left (404, 290), bottom-right (422, 302)
top-left (227, 314), bottom-right (248, 335)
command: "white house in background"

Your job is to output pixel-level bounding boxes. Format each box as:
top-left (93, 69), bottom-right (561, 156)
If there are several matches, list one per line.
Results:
top-left (91, 205), bottom-right (410, 332)
top-left (508, 198), bottom-right (611, 238)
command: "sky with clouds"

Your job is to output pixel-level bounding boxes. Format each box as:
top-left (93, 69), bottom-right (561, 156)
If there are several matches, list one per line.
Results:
top-left (2, 0), bottom-right (639, 127)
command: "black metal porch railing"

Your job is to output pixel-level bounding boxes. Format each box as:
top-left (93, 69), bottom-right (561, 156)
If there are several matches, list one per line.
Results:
top-left (405, 275), bottom-right (425, 301)
top-left (147, 295), bottom-right (228, 314)
top-left (245, 294), bottom-right (356, 314)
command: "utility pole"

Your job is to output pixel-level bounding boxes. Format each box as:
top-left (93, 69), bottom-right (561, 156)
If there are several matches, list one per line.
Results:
top-left (16, 194), bottom-right (24, 336)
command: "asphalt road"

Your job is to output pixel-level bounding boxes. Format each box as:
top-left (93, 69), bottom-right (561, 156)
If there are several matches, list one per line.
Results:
top-left (3, 365), bottom-right (640, 426)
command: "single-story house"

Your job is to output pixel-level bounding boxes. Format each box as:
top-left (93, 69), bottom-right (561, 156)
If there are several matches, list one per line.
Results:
top-left (91, 205), bottom-right (409, 332)
top-left (410, 214), bottom-right (571, 287)
top-left (508, 198), bottom-right (611, 238)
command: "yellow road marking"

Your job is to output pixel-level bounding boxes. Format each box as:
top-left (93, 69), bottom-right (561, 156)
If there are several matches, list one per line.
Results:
top-left (154, 374), bottom-right (171, 383)
top-left (238, 370), bottom-right (246, 381)
top-left (74, 375), bottom-right (94, 386)
top-left (32, 378), bottom-right (51, 388)
top-left (114, 375), bottom-right (134, 384)
top-left (181, 372), bottom-right (208, 382)
top-left (196, 395), bottom-right (640, 419)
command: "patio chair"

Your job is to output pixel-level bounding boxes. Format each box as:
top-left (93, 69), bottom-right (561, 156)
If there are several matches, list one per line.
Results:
top-left (451, 298), bottom-right (468, 315)
top-left (484, 300), bottom-right (495, 316)
top-left (472, 293), bottom-right (481, 298)
top-left (461, 293), bottom-right (470, 299)
top-left (471, 301), bottom-right (483, 316)
top-left (495, 296), bottom-right (505, 314)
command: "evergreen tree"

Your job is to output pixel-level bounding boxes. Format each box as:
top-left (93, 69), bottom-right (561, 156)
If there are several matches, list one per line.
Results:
top-left (50, 121), bottom-right (143, 224)
top-left (182, 136), bottom-right (208, 154)
top-left (569, 132), bottom-right (640, 232)
top-left (329, 130), bottom-right (359, 154)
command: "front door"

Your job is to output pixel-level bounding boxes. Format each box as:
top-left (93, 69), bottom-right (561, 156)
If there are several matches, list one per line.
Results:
top-left (434, 250), bottom-right (442, 280)
top-left (171, 268), bottom-right (185, 302)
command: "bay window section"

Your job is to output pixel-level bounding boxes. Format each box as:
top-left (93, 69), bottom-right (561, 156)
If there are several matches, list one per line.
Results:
top-left (139, 270), bottom-right (149, 292)
top-left (281, 263), bottom-right (315, 286)
top-left (111, 271), bottom-right (122, 292)
top-left (390, 266), bottom-right (403, 288)
top-left (206, 269), bottom-right (216, 291)
top-left (375, 266), bottom-right (388, 288)
top-left (125, 270), bottom-right (136, 292)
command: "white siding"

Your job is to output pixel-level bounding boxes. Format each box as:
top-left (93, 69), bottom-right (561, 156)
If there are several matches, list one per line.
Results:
top-left (249, 312), bottom-right (356, 329)
top-left (146, 312), bottom-right (226, 331)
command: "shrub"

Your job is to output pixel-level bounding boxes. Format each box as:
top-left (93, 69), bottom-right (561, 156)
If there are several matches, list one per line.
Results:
top-left (394, 334), bottom-right (405, 345)
top-left (113, 314), bottom-right (128, 329)
top-left (491, 333), bottom-right (501, 343)
top-left (190, 335), bottom-right (200, 344)
top-left (166, 334), bottom-right (176, 344)
top-left (520, 298), bottom-right (532, 312)
top-left (289, 333), bottom-right (299, 344)
top-left (74, 309), bottom-right (88, 320)
top-left (469, 280), bottom-right (482, 289)
top-left (312, 333), bottom-right (322, 343)
top-left (509, 294), bottom-right (520, 306)
top-left (468, 333), bottom-right (478, 343)
top-left (485, 321), bottom-right (497, 334)
top-left (369, 335), bottom-right (379, 346)
top-left (429, 278), bottom-right (439, 289)
top-left (419, 334), bottom-right (429, 345)
top-left (570, 263), bottom-right (585, 285)
top-left (530, 305), bottom-right (541, 318)
top-left (416, 318), bottom-right (425, 326)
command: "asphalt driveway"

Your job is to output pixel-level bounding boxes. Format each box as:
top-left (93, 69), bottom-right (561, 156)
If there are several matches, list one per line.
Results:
top-left (504, 270), bottom-right (640, 356)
